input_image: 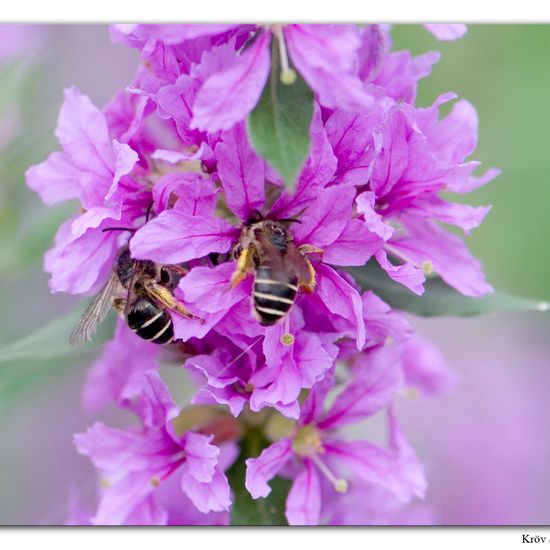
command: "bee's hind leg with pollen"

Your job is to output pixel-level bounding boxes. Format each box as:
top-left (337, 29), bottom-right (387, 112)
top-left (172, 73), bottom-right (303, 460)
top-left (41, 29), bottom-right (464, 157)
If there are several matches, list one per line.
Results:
top-left (230, 246), bottom-right (254, 288)
top-left (145, 281), bottom-right (202, 322)
top-left (298, 245), bottom-right (324, 293)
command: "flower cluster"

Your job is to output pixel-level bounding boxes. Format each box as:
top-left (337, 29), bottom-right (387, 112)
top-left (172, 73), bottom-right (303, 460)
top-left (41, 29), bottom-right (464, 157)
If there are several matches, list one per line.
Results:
top-left (27, 24), bottom-right (495, 525)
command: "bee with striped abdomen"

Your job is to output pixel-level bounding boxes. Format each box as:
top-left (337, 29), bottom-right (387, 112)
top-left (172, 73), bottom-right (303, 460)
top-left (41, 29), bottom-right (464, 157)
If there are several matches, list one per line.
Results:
top-left (230, 212), bottom-right (322, 326)
top-left (69, 245), bottom-right (196, 346)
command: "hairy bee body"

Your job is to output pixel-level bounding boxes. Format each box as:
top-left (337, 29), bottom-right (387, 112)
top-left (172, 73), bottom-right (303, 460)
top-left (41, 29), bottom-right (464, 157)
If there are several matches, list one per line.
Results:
top-left (70, 245), bottom-right (193, 347)
top-left (253, 265), bottom-right (299, 325)
top-left (231, 214), bottom-right (318, 327)
top-left (126, 297), bottom-right (175, 344)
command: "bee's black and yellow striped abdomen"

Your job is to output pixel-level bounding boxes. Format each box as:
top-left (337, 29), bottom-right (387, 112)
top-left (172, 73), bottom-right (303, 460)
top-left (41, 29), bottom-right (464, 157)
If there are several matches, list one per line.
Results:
top-left (253, 266), bottom-right (298, 326)
top-left (126, 298), bottom-right (174, 344)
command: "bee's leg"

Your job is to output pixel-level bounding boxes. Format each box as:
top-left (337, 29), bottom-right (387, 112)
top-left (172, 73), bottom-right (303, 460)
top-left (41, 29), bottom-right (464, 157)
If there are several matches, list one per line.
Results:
top-left (230, 247), bottom-right (253, 288)
top-left (166, 265), bottom-right (189, 277)
top-left (299, 258), bottom-right (317, 293)
top-left (112, 297), bottom-right (127, 317)
top-left (144, 281), bottom-right (201, 321)
top-left (298, 244), bottom-right (324, 261)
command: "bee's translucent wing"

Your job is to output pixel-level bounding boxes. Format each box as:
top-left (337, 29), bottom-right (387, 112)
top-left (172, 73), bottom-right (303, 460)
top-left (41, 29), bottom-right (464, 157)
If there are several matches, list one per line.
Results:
top-left (69, 273), bottom-right (120, 347)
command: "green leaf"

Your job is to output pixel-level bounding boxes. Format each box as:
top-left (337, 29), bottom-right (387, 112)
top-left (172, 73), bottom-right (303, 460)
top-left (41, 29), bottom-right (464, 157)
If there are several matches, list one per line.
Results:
top-left (346, 260), bottom-right (550, 317)
top-left (247, 39), bottom-right (314, 190)
top-left (0, 304), bottom-right (115, 365)
top-left (227, 427), bottom-right (292, 525)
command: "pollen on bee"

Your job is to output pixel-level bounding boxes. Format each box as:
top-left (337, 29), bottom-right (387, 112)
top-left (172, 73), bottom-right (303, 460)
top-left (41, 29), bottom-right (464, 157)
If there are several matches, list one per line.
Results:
top-left (281, 333), bottom-right (295, 346)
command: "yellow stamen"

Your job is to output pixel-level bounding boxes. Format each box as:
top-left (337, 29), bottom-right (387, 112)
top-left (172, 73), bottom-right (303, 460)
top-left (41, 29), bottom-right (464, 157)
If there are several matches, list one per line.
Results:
top-left (422, 261), bottom-right (434, 275)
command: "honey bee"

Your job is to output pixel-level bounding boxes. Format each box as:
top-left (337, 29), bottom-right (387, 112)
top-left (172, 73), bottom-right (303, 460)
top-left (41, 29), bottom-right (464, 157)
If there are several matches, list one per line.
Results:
top-left (230, 212), bottom-right (322, 326)
top-left (69, 245), bottom-right (196, 347)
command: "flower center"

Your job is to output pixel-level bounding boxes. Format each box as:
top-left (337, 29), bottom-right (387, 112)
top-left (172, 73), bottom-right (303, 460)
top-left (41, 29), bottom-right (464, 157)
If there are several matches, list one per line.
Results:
top-left (292, 425), bottom-right (349, 493)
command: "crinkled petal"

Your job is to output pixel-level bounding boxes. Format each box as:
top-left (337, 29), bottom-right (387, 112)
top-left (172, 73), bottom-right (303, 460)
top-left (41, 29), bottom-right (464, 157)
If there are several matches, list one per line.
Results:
top-left (191, 32), bottom-right (270, 132)
top-left (25, 152), bottom-right (81, 205)
top-left (83, 320), bottom-right (160, 414)
top-left (375, 249), bottom-right (425, 296)
top-left (401, 335), bottom-right (458, 396)
top-left (56, 87), bottom-right (114, 177)
top-left (45, 218), bottom-right (120, 294)
top-left (285, 24), bottom-right (373, 111)
top-left (245, 438), bottom-right (293, 499)
top-left (153, 173), bottom-right (219, 216)
top-left (362, 291), bottom-right (413, 344)
top-left (423, 24), bottom-right (468, 41)
top-left (121, 370), bottom-right (179, 430)
top-left (180, 466), bottom-right (231, 513)
top-left (182, 432), bottom-right (220, 483)
top-left (92, 472), bottom-right (160, 526)
top-left (215, 122), bottom-right (265, 219)
top-left (324, 438), bottom-right (425, 502)
top-left (392, 219), bottom-right (493, 297)
top-left (285, 459), bottom-right (321, 525)
top-left (293, 184), bottom-right (356, 248)
top-left (322, 218), bottom-right (383, 266)
top-left (130, 209), bottom-right (237, 263)
top-left (178, 262), bottom-right (248, 314)
top-left (315, 263), bottom-right (366, 349)
top-left (320, 345), bottom-right (404, 430)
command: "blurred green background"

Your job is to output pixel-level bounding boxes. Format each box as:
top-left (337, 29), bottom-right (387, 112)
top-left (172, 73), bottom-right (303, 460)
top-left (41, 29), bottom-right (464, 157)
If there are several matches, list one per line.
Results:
top-left (0, 25), bottom-right (549, 524)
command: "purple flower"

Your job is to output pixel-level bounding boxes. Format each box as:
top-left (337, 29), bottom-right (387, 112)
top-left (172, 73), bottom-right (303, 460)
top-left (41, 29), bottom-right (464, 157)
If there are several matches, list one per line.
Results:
top-left (74, 371), bottom-right (233, 524)
top-left (25, 88), bottom-right (143, 294)
top-left (245, 351), bottom-right (427, 525)
top-left (112, 24), bottom-right (375, 133)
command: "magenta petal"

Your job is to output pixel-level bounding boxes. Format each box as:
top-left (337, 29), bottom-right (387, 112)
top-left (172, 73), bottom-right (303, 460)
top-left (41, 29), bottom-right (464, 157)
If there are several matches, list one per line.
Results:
top-left (215, 122), bottom-right (265, 219)
top-left (191, 32), bottom-right (271, 132)
top-left (25, 152), bottom-right (81, 205)
top-left (362, 292), bottom-right (413, 343)
top-left (322, 218), bottom-right (383, 266)
top-left (121, 370), bottom-right (179, 429)
top-left (180, 466), bottom-right (231, 513)
top-left (74, 422), bottom-right (148, 472)
top-left (315, 264), bottom-right (366, 349)
top-left (92, 472), bottom-right (159, 526)
top-left (56, 87), bottom-right (113, 176)
top-left (392, 220), bottom-right (493, 297)
top-left (402, 335), bottom-right (458, 396)
top-left (325, 438), bottom-right (425, 502)
top-left (285, 24), bottom-right (373, 111)
top-left (185, 354), bottom-right (239, 389)
top-left (45, 218), bottom-right (120, 294)
top-left (285, 459), bottom-right (321, 525)
top-left (83, 320), bottom-right (160, 413)
top-left (320, 345), bottom-right (404, 430)
top-left (130, 210), bottom-right (237, 263)
top-left (375, 249), bottom-right (425, 296)
top-left (178, 263), bottom-right (248, 314)
top-left (423, 24), bottom-right (468, 41)
top-left (245, 438), bottom-right (293, 499)
top-left (153, 173), bottom-right (219, 216)
top-left (300, 369), bottom-right (335, 425)
top-left (106, 139), bottom-right (139, 200)
top-left (182, 432), bottom-right (220, 483)
top-left (293, 184), bottom-right (355, 248)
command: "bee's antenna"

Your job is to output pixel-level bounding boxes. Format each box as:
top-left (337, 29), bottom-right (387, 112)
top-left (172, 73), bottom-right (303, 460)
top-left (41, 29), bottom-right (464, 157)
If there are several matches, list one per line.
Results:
top-left (101, 227), bottom-right (135, 233)
top-left (278, 217), bottom-right (302, 224)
